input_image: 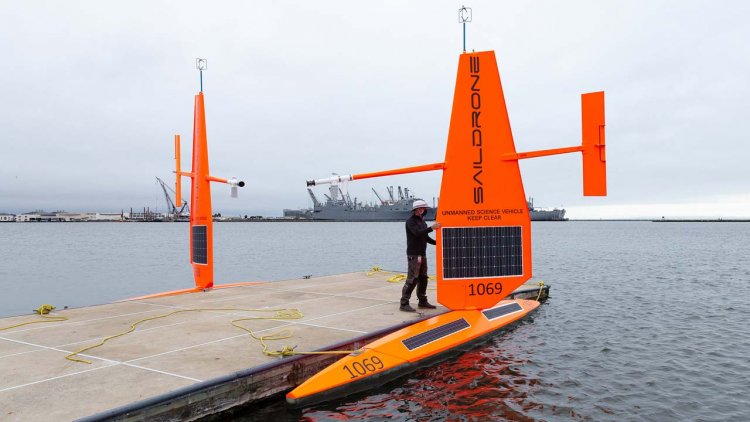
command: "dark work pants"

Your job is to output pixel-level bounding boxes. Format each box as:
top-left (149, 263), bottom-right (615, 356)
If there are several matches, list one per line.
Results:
top-left (401, 255), bottom-right (428, 306)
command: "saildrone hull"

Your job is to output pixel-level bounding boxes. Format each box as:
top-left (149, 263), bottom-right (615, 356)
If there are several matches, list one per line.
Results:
top-left (286, 299), bottom-right (539, 407)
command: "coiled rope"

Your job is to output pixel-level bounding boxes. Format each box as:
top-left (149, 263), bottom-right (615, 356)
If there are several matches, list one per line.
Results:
top-left (229, 309), bottom-right (359, 358)
top-left (0, 304), bottom-right (68, 331)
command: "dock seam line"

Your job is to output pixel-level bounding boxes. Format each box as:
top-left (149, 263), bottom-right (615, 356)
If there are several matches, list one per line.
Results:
top-left (242, 277), bottom-right (384, 292)
top-left (0, 337), bottom-right (202, 392)
top-left (1, 312), bottom-right (232, 360)
top-left (258, 282), bottom-right (388, 293)
top-left (119, 362), bottom-right (203, 383)
top-left (45, 305), bottom-right (310, 351)
top-left (128, 275), bottom-right (373, 305)
top-left (1, 306), bottom-right (179, 334)
top-left (124, 333), bottom-right (250, 363)
top-left (230, 283), bottom-right (399, 302)
top-left (125, 302), bottom-right (397, 362)
top-left (0, 362), bottom-right (119, 393)
top-left (294, 322), bottom-right (367, 334)
top-left (0, 334), bottom-right (120, 362)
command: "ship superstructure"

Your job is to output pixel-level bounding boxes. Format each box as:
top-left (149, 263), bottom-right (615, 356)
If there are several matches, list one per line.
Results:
top-left (286, 189), bottom-right (564, 221)
top-left (299, 184), bottom-right (437, 221)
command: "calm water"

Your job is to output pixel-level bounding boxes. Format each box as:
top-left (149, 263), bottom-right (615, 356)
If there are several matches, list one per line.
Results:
top-left (2, 221), bottom-right (749, 421)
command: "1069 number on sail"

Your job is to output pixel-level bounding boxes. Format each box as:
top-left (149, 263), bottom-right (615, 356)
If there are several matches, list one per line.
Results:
top-left (468, 281), bottom-right (503, 296)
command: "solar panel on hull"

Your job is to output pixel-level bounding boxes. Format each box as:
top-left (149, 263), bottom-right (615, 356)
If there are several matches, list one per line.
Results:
top-left (402, 318), bottom-right (470, 351)
top-left (192, 225), bottom-right (208, 264)
top-left (442, 226), bottom-right (523, 279)
top-left (482, 302), bottom-right (523, 320)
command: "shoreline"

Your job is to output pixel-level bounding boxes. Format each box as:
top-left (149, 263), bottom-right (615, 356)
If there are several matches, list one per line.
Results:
top-left (4, 218), bottom-right (750, 223)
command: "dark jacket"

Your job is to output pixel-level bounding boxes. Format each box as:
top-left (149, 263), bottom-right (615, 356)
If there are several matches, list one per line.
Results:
top-left (405, 213), bottom-right (436, 255)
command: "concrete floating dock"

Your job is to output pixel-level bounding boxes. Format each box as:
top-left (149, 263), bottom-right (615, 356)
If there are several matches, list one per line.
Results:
top-left (0, 271), bottom-right (549, 421)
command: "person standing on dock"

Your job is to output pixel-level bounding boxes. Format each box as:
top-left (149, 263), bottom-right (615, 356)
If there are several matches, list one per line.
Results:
top-left (401, 200), bottom-right (441, 312)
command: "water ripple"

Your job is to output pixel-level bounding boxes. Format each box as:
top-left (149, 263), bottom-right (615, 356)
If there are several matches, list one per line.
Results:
top-left (294, 222), bottom-right (750, 421)
top-left (3, 222), bottom-right (749, 420)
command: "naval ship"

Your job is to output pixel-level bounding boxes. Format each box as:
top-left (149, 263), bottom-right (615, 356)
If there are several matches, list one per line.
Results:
top-left (284, 185), bottom-right (565, 222)
top-left (284, 185), bottom-right (437, 221)
top-left (527, 197), bottom-right (567, 221)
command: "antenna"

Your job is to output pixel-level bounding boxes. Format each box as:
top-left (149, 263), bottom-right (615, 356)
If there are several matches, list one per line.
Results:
top-left (196, 58), bottom-right (207, 92)
top-left (458, 6), bottom-right (472, 53)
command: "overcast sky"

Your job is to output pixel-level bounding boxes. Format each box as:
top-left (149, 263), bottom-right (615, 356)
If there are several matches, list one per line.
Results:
top-left (1, 0), bottom-right (748, 219)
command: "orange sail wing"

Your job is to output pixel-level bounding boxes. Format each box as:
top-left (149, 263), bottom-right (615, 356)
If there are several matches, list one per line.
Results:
top-left (188, 92), bottom-right (215, 289)
top-left (436, 51), bottom-right (531, 310)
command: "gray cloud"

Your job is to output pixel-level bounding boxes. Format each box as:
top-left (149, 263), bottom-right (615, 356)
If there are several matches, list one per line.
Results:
top-left (1, 0), bottom-right (748, 218)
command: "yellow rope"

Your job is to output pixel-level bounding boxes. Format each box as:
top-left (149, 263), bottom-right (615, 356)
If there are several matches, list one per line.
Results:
top-left (535, 281), bottom-right (546, 301)
top-left (65, 306), bottom-right (357, 364)
top-left (230, 320), bottom-right (358, 357)
top-left (387, 274), bottom-right (407, 283)
top-left (367, 266), bottom-right (435, 284)
top-left (368, 266), bottom-right (436, 291)
top-left (0, 304), bottom-right (68, 331)
top-left (367, 266), bottom-right (402, 277)
top-left (229, 308), bottom-right (356, 357)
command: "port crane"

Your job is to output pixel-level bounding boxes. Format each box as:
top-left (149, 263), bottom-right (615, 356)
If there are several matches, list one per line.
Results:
top-left (371, 188), bottom-right (386, 205)
top-left (155, 176), bottom-right (189, 219)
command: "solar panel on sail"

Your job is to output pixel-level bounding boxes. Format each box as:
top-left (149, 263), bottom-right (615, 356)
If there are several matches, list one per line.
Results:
top-left (192, 225), bottom-right (208, 264)
top-left (442, 226), bottom-right (523, 279)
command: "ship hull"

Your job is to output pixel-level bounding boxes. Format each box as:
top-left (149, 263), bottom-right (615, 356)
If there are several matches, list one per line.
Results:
top-left (311, 206), bottom-right (437, 221)
top-left (290, 192), bottom-right (566, 222)
top-left (529, 208), bottom-right (567, 221)
top-left (309, 207), bottom-right (564, 221)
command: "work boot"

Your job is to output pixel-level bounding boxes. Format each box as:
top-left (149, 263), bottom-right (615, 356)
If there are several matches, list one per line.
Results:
top-left (418, 301), bottom-right (437, 309)
top-left (400, 304), bottom-right (417, 312)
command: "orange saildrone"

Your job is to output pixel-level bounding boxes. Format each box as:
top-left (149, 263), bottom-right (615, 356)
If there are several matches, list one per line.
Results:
top-left (174, 59), bottom-right (245, 291)
top-left (128, 61), bottom-right (255, 302)
top-left (288, 48), bottom-right (606, 406)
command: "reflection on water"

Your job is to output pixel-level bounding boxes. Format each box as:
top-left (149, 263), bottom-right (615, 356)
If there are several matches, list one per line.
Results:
top-left (298, 319), bottom-right (542, 422)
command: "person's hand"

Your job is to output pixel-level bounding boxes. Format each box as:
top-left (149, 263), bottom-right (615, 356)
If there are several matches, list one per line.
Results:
top-left (432, 222), bottom-right (442, 230)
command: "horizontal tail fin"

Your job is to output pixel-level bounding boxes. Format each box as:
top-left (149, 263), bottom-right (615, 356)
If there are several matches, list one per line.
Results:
top-left (581, 91), bottom-right (606, 196)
